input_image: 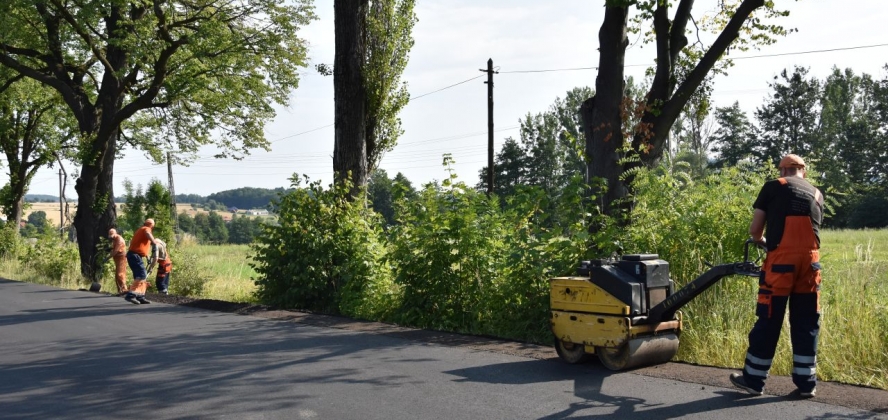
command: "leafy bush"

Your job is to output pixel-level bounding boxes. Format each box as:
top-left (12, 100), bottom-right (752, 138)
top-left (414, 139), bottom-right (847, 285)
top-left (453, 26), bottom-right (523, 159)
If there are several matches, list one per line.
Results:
top-left (168, 247), bottom-right (212, 297)
top-left (0, 225), bottom-right (22, 258)
top-left (19, 232), bottom-right (80, 284)
top-left (388, 167), bottom-right (589, 341)
top-left (251, 175), bottom-right (391, 315)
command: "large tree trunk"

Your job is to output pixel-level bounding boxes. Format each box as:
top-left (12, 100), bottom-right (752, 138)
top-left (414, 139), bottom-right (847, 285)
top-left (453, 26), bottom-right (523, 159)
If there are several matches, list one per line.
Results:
top-left (9, 184), bottom-right (24, 235)
top-left (333, 0), bottom-right (369, 196)
top-left (583, 5), bottom-right (629, 217)
top-left (72, 127), bottom-right (117, 282)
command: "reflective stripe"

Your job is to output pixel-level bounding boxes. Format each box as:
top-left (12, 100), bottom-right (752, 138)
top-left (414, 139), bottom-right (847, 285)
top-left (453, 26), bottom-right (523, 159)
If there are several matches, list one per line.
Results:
top-left (793, 366), bottom-right (817, 376)
top-left (793, 354), bottom-right (816, 364)
top-left (744, 365), bottom-right (769, 378)
top-left (746, 352), bottom-right (773, 366)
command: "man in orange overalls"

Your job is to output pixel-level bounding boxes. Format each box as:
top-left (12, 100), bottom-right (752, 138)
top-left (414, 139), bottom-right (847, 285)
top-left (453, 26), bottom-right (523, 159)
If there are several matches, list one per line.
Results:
top-left (124, 219), bottom-right (156, 305)
top-left (152, 238), bottom-right (172, 295)
top-left (730, 154), bottom-right (824, 398)
top-left (108, 228), bottom-right (128, 294)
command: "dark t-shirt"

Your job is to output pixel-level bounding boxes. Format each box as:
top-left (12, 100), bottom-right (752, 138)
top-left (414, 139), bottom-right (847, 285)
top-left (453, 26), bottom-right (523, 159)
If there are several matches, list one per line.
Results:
top-left (753, 177), bottom-right (823, 251)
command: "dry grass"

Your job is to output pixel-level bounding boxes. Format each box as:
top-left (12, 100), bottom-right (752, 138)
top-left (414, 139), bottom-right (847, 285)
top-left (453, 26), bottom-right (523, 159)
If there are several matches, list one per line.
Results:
top-left (20, 202), bottom-right (249, 229)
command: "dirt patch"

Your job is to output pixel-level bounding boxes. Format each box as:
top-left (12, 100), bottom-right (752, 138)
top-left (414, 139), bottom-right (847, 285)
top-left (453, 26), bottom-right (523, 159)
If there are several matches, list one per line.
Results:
top-left (143, 292), bottom-right (888, 415)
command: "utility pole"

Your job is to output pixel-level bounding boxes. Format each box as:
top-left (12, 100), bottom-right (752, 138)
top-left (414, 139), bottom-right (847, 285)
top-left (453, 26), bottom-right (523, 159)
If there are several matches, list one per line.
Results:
top-left (480, 58), bottom-right (497, 196)
top-left (58, 168), bottom-right (64, 238)
top-left (167, 151), bottom-right (179, 236)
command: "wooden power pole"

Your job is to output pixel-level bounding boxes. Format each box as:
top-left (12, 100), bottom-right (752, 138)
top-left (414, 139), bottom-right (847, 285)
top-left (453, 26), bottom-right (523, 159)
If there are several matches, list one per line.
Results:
top-left (58, 168), bottom-right (64, 238)
top-left (167, 151), bottom-right (179, 235)
top-left (480, 58), bottom-right (497, 195)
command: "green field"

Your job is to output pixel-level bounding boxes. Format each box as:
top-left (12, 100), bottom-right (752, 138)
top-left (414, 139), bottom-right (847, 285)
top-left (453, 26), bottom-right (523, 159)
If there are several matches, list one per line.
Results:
top-left (2, 229), bottom-right (886, 390)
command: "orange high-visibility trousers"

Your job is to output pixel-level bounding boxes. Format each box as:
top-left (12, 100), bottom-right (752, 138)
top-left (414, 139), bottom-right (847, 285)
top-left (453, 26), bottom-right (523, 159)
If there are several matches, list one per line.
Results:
top-left (130, 279), bottom-right (149, 295)
top-left (113, 255), bottom-right (128, 294)
top-left (743, 216), bottom-right (821, 393)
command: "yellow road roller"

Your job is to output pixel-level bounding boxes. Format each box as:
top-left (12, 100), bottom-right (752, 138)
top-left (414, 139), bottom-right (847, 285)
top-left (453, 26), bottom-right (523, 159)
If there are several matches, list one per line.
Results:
top-left (551, 241), bottom-right (762, 370)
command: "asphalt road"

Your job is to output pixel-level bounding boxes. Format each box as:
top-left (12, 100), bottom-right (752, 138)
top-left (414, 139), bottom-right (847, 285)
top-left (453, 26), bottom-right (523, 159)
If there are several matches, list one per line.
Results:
top-left (1, 279), bottom-right (885, 420)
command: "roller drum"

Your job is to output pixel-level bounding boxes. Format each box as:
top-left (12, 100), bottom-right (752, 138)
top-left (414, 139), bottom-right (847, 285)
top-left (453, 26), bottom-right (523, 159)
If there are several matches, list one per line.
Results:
top-left (597, 333), bottom-right (679, 371)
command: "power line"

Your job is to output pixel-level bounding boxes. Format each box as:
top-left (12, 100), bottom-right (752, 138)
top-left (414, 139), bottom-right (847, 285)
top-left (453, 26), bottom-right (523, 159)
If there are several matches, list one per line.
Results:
top-left (498, 42), bottom-right (888, 74)
top-left (729, 43), bottom-right (888, 60)
top-left (269, 123), bottom-right (334, 144)
top-left (268, 73), bottom-right (488, 143)
top-left (408, 74), bottom-right (486, 101)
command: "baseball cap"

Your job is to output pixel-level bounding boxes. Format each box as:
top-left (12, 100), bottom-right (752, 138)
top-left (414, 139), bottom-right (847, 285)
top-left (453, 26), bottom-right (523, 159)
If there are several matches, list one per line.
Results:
top-left (779, 154), bottom-right (806, 169)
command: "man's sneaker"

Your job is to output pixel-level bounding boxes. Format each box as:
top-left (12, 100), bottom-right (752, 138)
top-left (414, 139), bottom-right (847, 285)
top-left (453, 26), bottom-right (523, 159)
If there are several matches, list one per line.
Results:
top-left (124, 293), bottom-right (140, 305)
top-left (729, 373), bottom-right (764, 396)
top-left (798, 388), bottom-right (816, 398)
top-left (136, 296), bottom-right (151, 304)
top-left (160, 290), bottom-right (169, 295)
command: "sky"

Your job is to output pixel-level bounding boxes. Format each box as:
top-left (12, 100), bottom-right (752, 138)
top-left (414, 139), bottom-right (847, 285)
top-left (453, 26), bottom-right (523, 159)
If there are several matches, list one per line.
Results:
top-left (15, 0), bottom-right (888, 198)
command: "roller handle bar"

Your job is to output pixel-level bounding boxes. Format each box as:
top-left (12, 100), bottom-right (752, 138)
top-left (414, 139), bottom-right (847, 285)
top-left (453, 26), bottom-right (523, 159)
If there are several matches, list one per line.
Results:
top-left (644, 240), bottom-right (763, 325)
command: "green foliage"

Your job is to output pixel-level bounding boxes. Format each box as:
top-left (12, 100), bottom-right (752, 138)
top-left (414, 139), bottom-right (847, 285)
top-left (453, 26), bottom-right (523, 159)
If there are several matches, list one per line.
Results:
top-left (0, 225), bottom-right (21, 258)
top-left (0, 72), bottom-right (72, 225)
top-left (19, 233), bottom-right (79, 284)
top-left (479, 86), bottom-right (592, 202)
top-left (368, 169), bottom-right (396, 226)
top-left (711, 101), bottom-right (756, 167)
top-left (621, 163), bottom-right (771, 363)
top-left (26, 211), bottom-right (47, 229)
top-left (389, 163), bottom-right (589, 340)
top-left (168, 247), bottom-right (212, 297)
top-left (754, 67), bottom-right (822, 165)
top-left (228, 214), bottom-right (264, 244)
top-left (364, 0), bottom-right (417, 171)
top-left (624, 163), bottom-right (768, 281)
top-left (207, 187), bottom-right (288, 210)
top-left (847, 193), bottom-right (888, 229)
top-left (120, 179), bottom-right (174, 242)
top-left (251, 175), bottom-right (391, 316)
top-left (205, 212), bottom-right (229, 244)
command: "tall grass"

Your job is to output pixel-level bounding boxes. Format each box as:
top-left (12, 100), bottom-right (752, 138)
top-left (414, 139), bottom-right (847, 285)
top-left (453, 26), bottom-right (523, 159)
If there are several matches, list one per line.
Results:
top-left (817, 230), bottom-right (888, 389)
top-left (180, 243), bottom-right (258, 302)
top-left (0, 236), bottom-right (258, 303)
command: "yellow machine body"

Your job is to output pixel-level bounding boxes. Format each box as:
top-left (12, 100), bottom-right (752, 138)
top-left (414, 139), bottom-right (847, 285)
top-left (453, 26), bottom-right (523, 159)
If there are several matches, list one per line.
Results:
top-left (550, 276), bottom-right (682, 370)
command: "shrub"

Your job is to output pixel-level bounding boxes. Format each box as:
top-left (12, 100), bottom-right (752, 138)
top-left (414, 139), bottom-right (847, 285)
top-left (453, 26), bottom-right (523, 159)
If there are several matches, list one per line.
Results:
top-left (388, 169), bottom-right (590, 341)
top-left (19, 232), bottom-right (80, 284)
top-left (0, 225), bottom-right (22, 258)
top-left (168, 247), bottom-right (212, 297)
top-left (251, 175), bottom-right (390, 315)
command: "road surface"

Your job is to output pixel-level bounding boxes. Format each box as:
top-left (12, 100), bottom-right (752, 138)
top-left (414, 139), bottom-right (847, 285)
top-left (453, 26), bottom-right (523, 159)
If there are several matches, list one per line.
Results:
top-left (1, 278), bottom-right (885, 420)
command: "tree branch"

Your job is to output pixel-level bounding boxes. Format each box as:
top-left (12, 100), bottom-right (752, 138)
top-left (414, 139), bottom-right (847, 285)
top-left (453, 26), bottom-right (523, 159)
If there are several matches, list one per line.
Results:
top-left (669, 0), bottom-right (694, 62)
top-left (649, 1), bottom-right (672, 104)
top-left (0, 73), bottom-right (25, 94)
top-left (641, 0), bottom-right (766, 160)
top-left (0, 54), bottom-right (85, 123)
top-left (49, 0), bottom-right (115, 72)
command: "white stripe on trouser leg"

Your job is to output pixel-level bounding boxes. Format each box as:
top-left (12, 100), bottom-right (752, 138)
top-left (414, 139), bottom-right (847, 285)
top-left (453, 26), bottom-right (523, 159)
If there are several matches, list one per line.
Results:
top-left (746, 352), bottom-right (772, 366)
top-left (793, 354), bottom-right (816, 364)
top-left (793, 367), bottom-right (816, 376)
top-left (744, 365), bottom-right (769, 378)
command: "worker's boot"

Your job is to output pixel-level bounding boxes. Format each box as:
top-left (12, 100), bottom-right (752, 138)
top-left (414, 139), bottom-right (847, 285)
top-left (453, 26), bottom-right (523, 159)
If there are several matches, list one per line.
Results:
top-left (729, 373), bottom-right (763, 396)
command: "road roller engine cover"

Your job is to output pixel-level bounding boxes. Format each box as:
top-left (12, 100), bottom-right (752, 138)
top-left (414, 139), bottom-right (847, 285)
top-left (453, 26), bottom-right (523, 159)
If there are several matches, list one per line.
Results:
top-left (550, 242), bottom-right (762, 370)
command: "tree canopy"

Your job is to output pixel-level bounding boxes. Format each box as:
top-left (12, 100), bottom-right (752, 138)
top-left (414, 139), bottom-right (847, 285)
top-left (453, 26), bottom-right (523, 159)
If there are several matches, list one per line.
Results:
top-left (0, 0), bottom-right (316, 280)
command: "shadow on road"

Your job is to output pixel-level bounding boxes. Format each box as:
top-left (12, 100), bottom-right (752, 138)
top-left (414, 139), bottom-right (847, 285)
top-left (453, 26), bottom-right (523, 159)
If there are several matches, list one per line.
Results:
top-left (445, 359), bottom-right (881, 420)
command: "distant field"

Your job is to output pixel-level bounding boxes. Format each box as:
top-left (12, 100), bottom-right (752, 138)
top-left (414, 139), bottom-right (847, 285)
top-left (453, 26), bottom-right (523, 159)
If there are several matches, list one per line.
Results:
top-left (21, 202), bottom-right (262, 227)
